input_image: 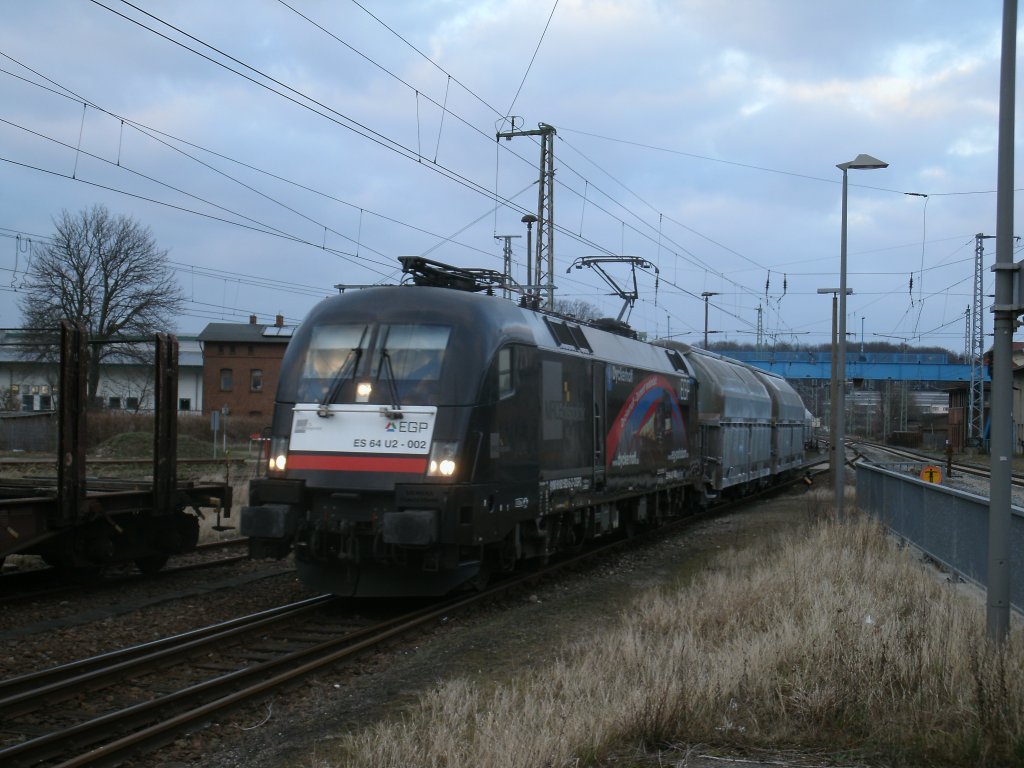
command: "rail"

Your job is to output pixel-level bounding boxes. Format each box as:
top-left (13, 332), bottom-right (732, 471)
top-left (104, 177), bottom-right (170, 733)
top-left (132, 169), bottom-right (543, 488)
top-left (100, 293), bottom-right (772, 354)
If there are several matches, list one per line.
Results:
top-left (0, 474), bottom-right (812, 766)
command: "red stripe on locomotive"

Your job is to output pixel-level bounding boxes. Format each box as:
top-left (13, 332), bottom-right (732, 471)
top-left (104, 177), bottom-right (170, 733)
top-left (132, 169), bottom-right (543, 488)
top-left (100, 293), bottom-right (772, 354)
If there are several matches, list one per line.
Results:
top-left (288, 453), bottom-right (427, 474)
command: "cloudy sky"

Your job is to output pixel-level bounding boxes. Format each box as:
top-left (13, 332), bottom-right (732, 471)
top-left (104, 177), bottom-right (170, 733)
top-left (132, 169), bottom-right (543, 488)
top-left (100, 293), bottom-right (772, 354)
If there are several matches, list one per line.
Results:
top-left (0, 1), bottom-right (1019, 352)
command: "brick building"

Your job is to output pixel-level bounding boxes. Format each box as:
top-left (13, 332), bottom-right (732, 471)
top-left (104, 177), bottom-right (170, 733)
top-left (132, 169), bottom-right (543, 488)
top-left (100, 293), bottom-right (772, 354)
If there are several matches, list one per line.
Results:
top-left (197, 315), bottom-right (294, 418)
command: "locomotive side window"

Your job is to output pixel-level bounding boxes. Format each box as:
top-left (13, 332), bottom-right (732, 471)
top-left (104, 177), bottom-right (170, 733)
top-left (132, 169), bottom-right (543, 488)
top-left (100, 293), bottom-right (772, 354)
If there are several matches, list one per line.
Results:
top-left (498, 347), bottom-right (514, 398)
top-left (665, 349), bottom-right (686, 371)
top-left (567, 324), bottom-right (592, 352)
top-left (543, 317), bottom-right (591, 353)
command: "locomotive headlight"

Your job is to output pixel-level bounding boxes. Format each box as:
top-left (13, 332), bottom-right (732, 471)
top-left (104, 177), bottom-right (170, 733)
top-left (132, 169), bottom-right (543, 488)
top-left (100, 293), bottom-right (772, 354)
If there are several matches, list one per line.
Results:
top-left (427, 440), bottom-right (459, 478)
top-left (267, 436), bottom-right (290, 475)
top-left (356, 382), bottom-right (372, 402)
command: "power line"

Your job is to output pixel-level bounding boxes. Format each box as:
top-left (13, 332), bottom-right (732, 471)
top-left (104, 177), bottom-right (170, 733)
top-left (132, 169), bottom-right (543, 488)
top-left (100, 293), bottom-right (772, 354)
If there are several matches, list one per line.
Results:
top-left (24, 4), bottom-right (799, 331)
top-left (501, 0), bottom-right (559, 127)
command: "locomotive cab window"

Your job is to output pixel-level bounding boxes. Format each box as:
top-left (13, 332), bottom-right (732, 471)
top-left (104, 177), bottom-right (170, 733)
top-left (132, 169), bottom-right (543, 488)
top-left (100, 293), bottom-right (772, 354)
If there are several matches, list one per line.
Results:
top-left (297, 323), bottom-right (368, 402)
top-left (373, 324), bottom-right (449, 382)
top-left (294, 322), bottom-right (451, 405)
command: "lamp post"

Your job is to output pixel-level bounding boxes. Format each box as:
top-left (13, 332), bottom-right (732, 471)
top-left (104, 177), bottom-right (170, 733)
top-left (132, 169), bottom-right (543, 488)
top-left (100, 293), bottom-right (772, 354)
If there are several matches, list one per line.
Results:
top-left (701, 291), bottom-right (718, 348)
top-left (521, 214), bottom-right (537, 301)
top-left (818, 287), bottom-right (852, 496)
top-left (835, 154), bottom-right (888, 522)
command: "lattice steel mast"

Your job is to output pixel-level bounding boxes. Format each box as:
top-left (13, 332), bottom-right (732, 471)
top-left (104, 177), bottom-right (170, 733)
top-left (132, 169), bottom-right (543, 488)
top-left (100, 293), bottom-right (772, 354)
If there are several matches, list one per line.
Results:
top-left (970, 234), bottom-right (993, 443)
top-left (497, 122), bottom-right (556, 308)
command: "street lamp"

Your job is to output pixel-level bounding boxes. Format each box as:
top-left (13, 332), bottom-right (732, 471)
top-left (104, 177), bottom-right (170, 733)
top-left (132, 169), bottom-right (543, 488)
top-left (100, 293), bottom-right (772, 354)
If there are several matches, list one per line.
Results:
top-left (835, 153), bottom-right (888, 522)
top-left (701, 291), bottom-right (718, 348)
top-left (818, 287), bottom-right (852, 496)
top-left (521, 214), bottom-right (537, 302)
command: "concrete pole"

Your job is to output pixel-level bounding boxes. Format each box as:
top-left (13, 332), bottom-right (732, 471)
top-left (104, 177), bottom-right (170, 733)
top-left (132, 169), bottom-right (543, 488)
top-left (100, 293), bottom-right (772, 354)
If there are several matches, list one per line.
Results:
top-left (987, 0), bottom-right (1016, 643)
top-left (830, 294), bottom-right (839, 495)
top-left (836, 169), bottom-right (849, 524)
top-left (704, 296), bottom-right (710, 348)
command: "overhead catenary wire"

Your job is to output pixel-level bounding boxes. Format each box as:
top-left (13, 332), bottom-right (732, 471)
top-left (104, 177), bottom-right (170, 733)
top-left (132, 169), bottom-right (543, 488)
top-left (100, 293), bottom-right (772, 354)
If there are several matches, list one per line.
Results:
top-left (263, 0), bottom-right (804, 326)
top-left (2, 8), bottom-right (835, 338)
top-left (0, 5), bottom-right (1001, 347)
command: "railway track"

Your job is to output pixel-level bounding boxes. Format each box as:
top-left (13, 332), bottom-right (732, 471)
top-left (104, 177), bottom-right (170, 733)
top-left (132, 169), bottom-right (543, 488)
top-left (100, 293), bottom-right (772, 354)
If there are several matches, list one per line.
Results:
top-left (0, 473), bottom-right (812, 767)
top-left (0, 593), bottom-right (415, 767)
top-left (848, 438), bottom-right (1023, 487)
top-left (0, 538), bottom-right (250, 607)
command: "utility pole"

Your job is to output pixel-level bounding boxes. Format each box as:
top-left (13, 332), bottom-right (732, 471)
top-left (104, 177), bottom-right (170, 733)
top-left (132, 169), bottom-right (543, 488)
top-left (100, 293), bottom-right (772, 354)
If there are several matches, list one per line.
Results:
top-left (497, 122), bottom-right (556, 308)
top-left (987, 0), bottom-right (1017, 644)
top-left (818, 287), bottom-right (851, 497)
top-left (493, 234), bottom-right (520, 299)
top-left (702, 291), bottom-right (718, 348)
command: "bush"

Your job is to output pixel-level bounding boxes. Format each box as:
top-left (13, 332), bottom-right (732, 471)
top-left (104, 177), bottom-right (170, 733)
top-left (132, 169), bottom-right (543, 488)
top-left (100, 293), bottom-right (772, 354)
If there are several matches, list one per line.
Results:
top-left (82, 410), bottom-right (270, 452)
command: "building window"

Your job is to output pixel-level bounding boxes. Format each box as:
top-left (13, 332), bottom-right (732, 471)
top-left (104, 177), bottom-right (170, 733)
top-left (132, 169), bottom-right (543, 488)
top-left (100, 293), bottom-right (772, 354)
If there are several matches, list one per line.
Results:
top-left (108, 397), bottom-right (122, 410)
top-left (250, 369), bottom-right (263, 392)
top-left (218, 344), bottom-right (225, 354)
top-left (220, 368), bottom-right (234, 391)
top-left (39, 394), bottom-right (52, 410)
top-left (179, 398), bottom-right (191, 411)
top-left (22, 394), bottom-right (34, 411)
top-left (126, 396), bottom-right (139, 411)
top-left (248, 345), bottom-right (254, 355)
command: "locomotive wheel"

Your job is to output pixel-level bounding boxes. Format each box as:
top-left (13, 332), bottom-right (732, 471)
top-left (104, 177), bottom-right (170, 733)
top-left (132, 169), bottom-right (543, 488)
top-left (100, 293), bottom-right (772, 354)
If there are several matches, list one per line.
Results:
top-left (622, 509), bottom-right (637, 539)
top-left (561, 521), bottom-right (585, 553)
top-left (496, 534), bottom-right (517, 573)
top-left (135, 554), bottom-right (169, 575)
top-left (470, 562), bottom-right (491, 591)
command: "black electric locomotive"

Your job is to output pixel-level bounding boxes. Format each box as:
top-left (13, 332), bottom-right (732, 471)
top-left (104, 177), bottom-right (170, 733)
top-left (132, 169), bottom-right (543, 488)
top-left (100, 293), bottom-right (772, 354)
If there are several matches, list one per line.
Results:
top-left (241, 258), bottom-right (807, 597)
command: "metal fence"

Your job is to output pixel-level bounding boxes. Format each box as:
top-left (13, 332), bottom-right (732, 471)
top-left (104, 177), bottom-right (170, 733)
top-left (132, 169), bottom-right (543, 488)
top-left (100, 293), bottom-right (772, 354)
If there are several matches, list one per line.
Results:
top-left (856, 462), bottom-right (1024, 613)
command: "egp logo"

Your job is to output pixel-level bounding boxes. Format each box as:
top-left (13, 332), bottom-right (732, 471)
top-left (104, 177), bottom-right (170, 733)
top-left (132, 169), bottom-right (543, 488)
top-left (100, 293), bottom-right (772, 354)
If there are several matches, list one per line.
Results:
top-left (385, 421), bottom-right (429, 433)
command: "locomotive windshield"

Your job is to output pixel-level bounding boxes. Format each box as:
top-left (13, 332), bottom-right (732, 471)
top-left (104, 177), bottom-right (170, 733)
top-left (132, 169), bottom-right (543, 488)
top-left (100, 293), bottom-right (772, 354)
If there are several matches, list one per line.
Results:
top-left (292, 322), bottom-right (451, 406)
top-left (296, 324), bottom-right (368, 403)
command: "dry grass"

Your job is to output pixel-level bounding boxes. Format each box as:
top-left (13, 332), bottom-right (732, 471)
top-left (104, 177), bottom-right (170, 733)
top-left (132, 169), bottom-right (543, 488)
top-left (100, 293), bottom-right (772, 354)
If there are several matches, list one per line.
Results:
top-left (328, 494), bottom-right (1024, 767)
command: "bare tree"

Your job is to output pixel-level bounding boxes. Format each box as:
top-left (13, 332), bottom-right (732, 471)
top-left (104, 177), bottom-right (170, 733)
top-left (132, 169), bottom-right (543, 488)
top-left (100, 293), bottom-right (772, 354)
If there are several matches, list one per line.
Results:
top-left (18, 205), bottom-right (184, 403)
top-left (553, 298), bottom-right (600, 321)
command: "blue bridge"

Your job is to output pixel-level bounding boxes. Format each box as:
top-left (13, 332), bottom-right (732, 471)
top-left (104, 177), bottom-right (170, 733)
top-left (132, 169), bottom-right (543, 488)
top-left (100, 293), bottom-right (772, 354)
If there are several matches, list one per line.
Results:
top-left (717, 349), bottom-right (983, 383)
